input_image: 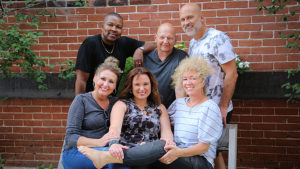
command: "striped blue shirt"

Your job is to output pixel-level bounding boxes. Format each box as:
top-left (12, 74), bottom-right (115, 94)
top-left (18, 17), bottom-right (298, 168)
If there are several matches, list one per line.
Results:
top-left (168, 97), bottom-right (223, 166)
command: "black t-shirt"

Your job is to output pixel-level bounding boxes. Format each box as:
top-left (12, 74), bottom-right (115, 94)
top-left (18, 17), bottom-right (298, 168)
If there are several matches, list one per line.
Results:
top-left (144, 48), bottom-right (188, 108)
top-left (75, 34), bottom-right (145, 92)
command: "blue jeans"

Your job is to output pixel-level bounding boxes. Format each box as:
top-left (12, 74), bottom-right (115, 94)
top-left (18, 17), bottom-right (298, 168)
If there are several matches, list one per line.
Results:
top-left (62, 147), bottom-right (130, 169)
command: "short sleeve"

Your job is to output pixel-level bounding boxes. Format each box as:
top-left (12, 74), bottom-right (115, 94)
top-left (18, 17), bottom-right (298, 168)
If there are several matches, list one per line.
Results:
top-left (197, 101), bottom-right (223, 144)
top-left (65, 95), bottom-right (85, 148)
top-left (75, 38), bottom-right (95, 73)
top-left (212, 32), bottom-right (236, 65)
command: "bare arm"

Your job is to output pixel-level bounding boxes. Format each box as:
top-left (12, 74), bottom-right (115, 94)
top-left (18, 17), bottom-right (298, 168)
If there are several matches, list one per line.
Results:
top-left (219, 59), bottom-right (238, 125)
top-left (75, 70), bottom-right (90, 96)
top-left (133, 42), bottom-right (156, 67)
top-left (159, 104), bottom-right (174, 141)
top-left (77, 133), bottom-right (119, 147)
top-left (108, 101), bottom-right (127, 137)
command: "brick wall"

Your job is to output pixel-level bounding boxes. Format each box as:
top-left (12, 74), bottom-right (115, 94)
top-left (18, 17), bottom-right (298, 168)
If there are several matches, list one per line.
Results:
top-left (1, 99), bottom-right (299, 168)
top-left (3, 0), bottom-right (299, 72)
top-left (1, 0), bottom-right (300, 168)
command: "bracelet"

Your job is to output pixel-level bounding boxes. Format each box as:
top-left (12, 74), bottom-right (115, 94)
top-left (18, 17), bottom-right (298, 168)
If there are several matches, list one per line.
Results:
top-left (108, 140), bottom-right (119, 147)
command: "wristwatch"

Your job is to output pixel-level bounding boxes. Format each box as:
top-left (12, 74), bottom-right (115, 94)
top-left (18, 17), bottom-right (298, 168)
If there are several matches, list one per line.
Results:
top-left (139, 46), bottom-right (144, 51)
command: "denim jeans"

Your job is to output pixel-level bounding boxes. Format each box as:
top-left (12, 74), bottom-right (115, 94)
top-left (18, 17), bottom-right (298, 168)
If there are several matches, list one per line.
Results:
top-left (62, 147), bottom-right (130, 169)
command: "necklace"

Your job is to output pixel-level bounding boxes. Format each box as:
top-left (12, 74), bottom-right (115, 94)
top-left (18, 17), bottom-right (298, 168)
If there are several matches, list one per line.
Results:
top-left (187, 97), bottom-right (207, 108)
top-left (101, 39), bottom-right (114, 54)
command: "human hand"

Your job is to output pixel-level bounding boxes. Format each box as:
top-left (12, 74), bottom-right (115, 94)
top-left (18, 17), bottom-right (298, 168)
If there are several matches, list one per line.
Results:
top-left (99, 132), bottom-right (119, 146)
top-left (133, 48), bottom-right (143, 67)
top-left (109, 144), bottom-right (129, 160)
top-left (219, 106), bottom-right (228, 127)
top-left (160, 138), bottom-right (176, 152)
top-left (159, 145), bottom-right (180, 165)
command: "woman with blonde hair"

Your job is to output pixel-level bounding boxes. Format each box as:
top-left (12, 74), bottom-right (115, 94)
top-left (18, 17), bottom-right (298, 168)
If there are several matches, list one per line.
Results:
top-left (156, 56), bottom-right (223, 169)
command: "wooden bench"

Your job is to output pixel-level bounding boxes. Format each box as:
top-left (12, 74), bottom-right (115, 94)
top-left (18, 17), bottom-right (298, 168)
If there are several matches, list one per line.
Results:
top-left (57, 124), bottom-right (238, 169)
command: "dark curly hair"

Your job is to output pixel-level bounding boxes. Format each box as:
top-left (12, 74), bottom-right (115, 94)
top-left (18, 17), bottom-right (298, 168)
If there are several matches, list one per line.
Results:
top-left (118, 67), bottom-right (161, 106)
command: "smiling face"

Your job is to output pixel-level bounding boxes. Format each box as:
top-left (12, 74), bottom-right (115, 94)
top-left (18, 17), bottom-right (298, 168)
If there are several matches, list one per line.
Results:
top-left (182, 70), bottom-right (204, 96)
top-left (93, 69), bottom-right (118, 97)
top-left (132, 74), bottom-right (151, 101)
top-left (179, 4), bottom-right (203, 37)
top-left (155, 23), bottom-right (176, 55)
top-left (101, 15), bottom-right (123, 44)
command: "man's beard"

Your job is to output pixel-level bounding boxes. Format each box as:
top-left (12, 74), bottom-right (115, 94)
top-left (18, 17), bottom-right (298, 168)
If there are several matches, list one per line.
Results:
top-left (184, 19), bottom-right (202, 37)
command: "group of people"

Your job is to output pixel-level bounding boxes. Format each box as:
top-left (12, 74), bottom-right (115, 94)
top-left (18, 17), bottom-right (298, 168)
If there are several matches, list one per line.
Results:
top-left (63, 3), bottom-right (238, 169)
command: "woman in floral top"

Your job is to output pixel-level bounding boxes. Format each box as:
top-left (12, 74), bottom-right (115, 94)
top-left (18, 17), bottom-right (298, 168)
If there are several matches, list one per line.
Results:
top-left (79, 67), bottom-right (174, 169)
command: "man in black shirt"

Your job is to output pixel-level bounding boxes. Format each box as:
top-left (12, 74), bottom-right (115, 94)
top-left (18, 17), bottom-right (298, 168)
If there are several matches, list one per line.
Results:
top-left (75, 12), bottom-right (156, 95)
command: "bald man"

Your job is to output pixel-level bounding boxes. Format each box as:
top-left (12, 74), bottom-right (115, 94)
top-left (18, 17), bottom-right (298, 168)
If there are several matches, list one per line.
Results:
top-left (179, 3), bottom-right (238, 169)
top-left (143, 23), bottom-right (188, 108)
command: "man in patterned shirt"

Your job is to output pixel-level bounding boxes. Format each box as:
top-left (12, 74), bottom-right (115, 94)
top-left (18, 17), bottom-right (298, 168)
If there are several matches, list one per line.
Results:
top-left (179, 3), bottom-right (238, 169)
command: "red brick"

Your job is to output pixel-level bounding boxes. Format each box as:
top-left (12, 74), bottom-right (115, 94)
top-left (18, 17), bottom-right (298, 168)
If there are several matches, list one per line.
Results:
top-left (69, 44), bottom-right (81, 50)
top-left (23, 107), bottom-right (41, 113)
top-left (32, 127), bottom-right (52, 133)
top-left (43, 147), bottom-right (62, 153)
top-left (234, 107), bottom-right (251, 115)
top-left (169, 0), bottom-right (189, 3)
top-left (263, 55), bottom-right (287, 62)
top-left (24, 120), bottom-right (43, 126)
top-left (52, 127), bottom-right (66, 134)
top-left (87, 14), bottom-right (105, 22)
top-left (239, 40), bottom-right (262, 47)
top-left (235, 47), bottom-right (251, 55)
top-left (78, 22), bottom-right (98, 29)
top-left (287, 117), bottom-right (300, 123)
top-left (288, 22), bottom-right (300, 29)
top-left (203, 2), bottom-right (224, 10)
top-left (129, 13), bottom-right (150, 20)
top-left (31, 44), bottom-right (49, 50)
top-left (249, 63), bottom-right (274, 71)
top-left (239, 24), bottom-right (262, 31)
top-left (217, 9), bottom-right (239, 17)
top-left (43, 121), bottom-right (62, 127)
top-left (44, 134), bottom-right (64, 141)
top-left (58, 37), bottom-right (77, 43)
top-left (158, 4), bottom-right (179, 12)
top-left (39, 37), bottom-right (58, 44)
top-left (14, 113), bottom-right (32, 119)
top-left (13, 127), bottom-right (32, 133)
top-left (152, 0), bottom-right (168, 4)
top-left (76, 8), bottom-right (95, 15)
top-left (4, 120), bottom-right (23, 126)
top-left (60, 51), bottom-right (78, 58)
top-left (240, 116), bottom-right (263, 123)
top-left (139, 35), bottom-right (155, 42)
top-left (39, 23), bottom-right (58, 29)
top-left (276, 139), bottom-right (300, 146)
top-left (67, 15), bottom-right (87, 22)
top-left (226, 1), bottom-right (248, 8)
top-left (287, 147), bottom-right (300, 154)
top-left (33, 114), bottom-right (51, 119)
top-left (4, 133), bottom-right (24, 139)
top-left (263, 23), bottom-right (287, 30)
top-left (206, 17), bottom-right (227, 25)
top-left (137, 5), bottom-right (158, 12)
top-left (251, 47), bottom-right (275, 54)
top-left (57, 23), bottom-right (77, 29)
top-left (0, 114), bottom-right (14, 119)
top-left (95, 7), bottom-right (115, 14)
top-left (251, 31), bottom-right (273, 39)
top-left (124, 20), bottom-right (139, 28)
top-left (151, 13), bottom-right (172, 20)
top-left (240, 130), bottom-right (263, 137)
top-left (49, 44), bottom-right (68, 50)
top-left (251, 108), bottom-right (275, 115)
top-left (252, 15), bottom-right (276, 23)
top-left (288, 54), bottom-right (300, 61)
top-left (129, 28), bottom-right (149, 35)
top-left (263, 39), bottom-right (286, 46)
top-left (274, 62), bottom-right (299, 70)
top-left (0, 126), bottom-right (12, 132)
top-left (229, 16), bottom-right (251, 24)
top-left (252, 138), bottom-right (275, 146)
top-left (237, 138), bottom-right (252, 145)
top-left (240, 8), bottom-right (262, 16)
top-left (227, 32), bottom-right (249, 39)
top-left (47, 16), bottom-right (67, 22)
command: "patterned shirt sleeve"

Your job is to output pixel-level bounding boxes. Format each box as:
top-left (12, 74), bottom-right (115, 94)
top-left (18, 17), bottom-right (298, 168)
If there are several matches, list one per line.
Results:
top-left (212, 31), bottom-right (236, 65)
top-left (197, 101), bottom-right (223, 144)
